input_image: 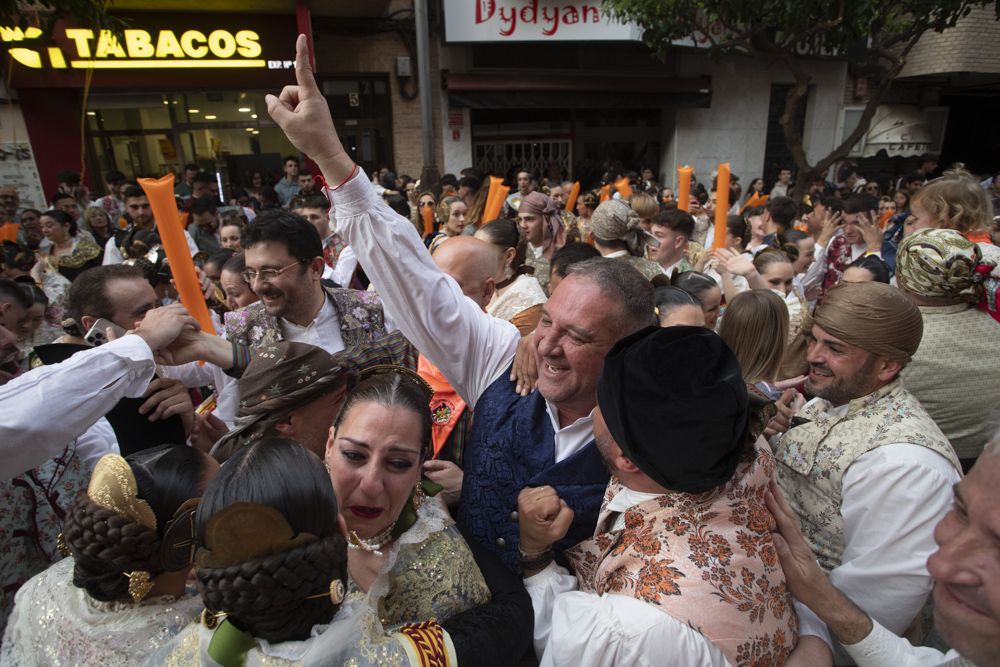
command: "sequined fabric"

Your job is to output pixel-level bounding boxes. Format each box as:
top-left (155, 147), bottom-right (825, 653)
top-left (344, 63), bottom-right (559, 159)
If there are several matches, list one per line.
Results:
top-left (361, 496), bottom-right (491, 630)
top-left (153, 599), bottom-right (423, 666)
top-left (486, 274), bottom-right (546, 324)
top-left (0, 557), bottom-right (201, 665)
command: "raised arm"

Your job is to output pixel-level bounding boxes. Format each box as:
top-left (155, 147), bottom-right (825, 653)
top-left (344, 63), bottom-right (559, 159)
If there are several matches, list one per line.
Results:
top-left (0, 304), bottom-right (199, 477)
top-left (266, 35), bottom-right (518, 406)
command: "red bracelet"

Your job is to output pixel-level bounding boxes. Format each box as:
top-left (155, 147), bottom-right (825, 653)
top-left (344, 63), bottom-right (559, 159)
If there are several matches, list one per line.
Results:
top-left (330, 164), bottom-right (358, 190)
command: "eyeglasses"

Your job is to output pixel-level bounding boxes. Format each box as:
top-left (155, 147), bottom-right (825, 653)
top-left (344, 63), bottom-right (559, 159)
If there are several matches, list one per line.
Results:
top-left (419, 201), bottom-right (435, 208)
top-left (242, 260), bottom-right (304, 284)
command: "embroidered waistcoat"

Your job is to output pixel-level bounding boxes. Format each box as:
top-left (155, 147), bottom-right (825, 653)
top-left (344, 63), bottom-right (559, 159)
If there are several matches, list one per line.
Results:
top-left (457, 367), bottom-right (609, 573)
top-left (775, 380), bottom-right (960, 572)
top-left (223, 286), bottom-right (387, 351)
top-left (565, 442), bottom-right (797, 667)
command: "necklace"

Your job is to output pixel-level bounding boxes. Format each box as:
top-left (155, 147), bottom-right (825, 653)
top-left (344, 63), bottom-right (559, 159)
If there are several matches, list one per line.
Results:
top-left (347, 522), bottom-right (396, 557)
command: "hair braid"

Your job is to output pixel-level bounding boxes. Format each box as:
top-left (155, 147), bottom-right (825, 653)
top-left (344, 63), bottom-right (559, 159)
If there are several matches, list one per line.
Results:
top-left (196, 534), bottom-right (347, 643)
top-left (62, 493), bottom-right (163, 602)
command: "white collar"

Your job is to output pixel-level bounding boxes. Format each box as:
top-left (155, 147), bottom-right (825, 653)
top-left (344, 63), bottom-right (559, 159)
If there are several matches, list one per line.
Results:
top-left (543, 400), bottom-right (593, 434)
top-left (281, 294), bottom-right (334, 334)
top-left (607, 485), bottom-right (663, 514)
top-left (605, 249), bottom-right (629, 258)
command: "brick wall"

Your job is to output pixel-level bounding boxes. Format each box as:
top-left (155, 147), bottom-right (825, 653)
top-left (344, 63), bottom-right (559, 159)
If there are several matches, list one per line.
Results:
top-left (312, 27), bottom-right (444, 177)
top-left (901, 6), bottom-right (1000, 78)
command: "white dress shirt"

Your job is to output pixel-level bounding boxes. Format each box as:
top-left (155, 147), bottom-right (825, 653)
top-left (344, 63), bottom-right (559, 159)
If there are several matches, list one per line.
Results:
top-left (785, 399), bottom-right (960, 663)
top-left (280, 296), bottom-right (345, 354)
top-left (0, 335), bottom-right (156, 478)
top-left (843, 619), bottom-right (966, 667)
top-left (321, 245), bottom-right (359, 288)
top-left (74, 417), bottom-right (120, 469)
top-left (330, 168), bottom-right (594, 462)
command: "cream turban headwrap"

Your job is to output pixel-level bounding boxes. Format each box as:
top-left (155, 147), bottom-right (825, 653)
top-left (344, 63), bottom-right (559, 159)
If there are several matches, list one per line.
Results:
top-left (519, 192), bottom-right (563, 252)
top-left (896, 228), bottom-right (995, 301)
top-left (806, 282), bottom-right (923, 362)
top-left (590, 200), bottom-right (658, 258)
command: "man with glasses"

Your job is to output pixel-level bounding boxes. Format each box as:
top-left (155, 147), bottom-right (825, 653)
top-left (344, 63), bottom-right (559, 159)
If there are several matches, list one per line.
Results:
top-left (223, 208), bottom-right (391, 353)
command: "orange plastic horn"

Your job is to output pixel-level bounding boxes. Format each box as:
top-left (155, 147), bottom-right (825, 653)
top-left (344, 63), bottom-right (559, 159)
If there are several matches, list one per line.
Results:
top-left (713, 163), bottom-right (731, 250)
top-left (421, 202), bottom-right (435, 237)
top-left (565, 181), bottom-right (580, 213)
top-left (484, 184), bottom-right (509, 222)
top-left (482, 176), bottom-right (505, 222)
top-left (613, 177), bottom-right (633, 199)
top-left (599, 184), bottom-right (611, 203)
top-left (677, 166), bottom-right (693, 212)
top-left (137, 174), bottom-right (215, 346)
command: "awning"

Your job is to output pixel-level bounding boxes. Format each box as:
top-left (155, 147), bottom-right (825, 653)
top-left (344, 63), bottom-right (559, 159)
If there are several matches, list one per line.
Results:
top-left (862, 105), bottom-right (934, 158)
top-left (446, 72), bottom-right (711, 109)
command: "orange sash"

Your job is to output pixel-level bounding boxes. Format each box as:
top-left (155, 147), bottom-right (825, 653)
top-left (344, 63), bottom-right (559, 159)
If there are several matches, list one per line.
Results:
top-left (417, 355), bottom-right (467, 459)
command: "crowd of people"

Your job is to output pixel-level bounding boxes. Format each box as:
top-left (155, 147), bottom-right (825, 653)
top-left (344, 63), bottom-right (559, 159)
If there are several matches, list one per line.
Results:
top-left (0, 34), bottom-right (998, 666)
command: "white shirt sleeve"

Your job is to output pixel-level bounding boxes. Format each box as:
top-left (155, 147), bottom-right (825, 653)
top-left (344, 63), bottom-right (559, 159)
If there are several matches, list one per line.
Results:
top-left (843, 618), bottom-right (960, 667)
top-left (183, 230), bottom-right (199, 257)
top-left (0, 335), bottom-right (156, 477)
top-left (158, 359), bottom-right (217, 388)
top-left (525, 563), bottom-right (733, 667)
top-left (102, 236), bottom-right (123, 265)
top-left (329, 168), bottom-right (519, 407)
top-left (831, 444), bottom-right (959, 652)
top-left (332, 245), bottom-right (358, 288)
top-left (74, 417), bottom-right (120, 469)
top-left (801, 241), bottom-right (828, 289)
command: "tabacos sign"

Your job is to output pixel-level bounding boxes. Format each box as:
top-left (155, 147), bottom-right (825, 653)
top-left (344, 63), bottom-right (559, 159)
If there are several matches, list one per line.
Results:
top-left (0, 20), bottom-right (293, 70)
top-left (444, 0), bottom-right (642, 41)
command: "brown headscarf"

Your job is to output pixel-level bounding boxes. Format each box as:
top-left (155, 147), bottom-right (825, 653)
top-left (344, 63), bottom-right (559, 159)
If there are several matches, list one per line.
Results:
top-left (211, 342), bottom-right (358, 462)
top-left (590, 199), bottom-right (658, 257)
top-left (519, 191), bottom-right (564, 252)
top-left (806, 282), bottom-right (923, 363)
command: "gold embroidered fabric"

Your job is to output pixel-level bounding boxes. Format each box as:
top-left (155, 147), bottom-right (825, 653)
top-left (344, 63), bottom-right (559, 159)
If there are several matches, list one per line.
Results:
top-left (486, 274), bottom-right (547, 324)
top-left (87, 454), bottom-right (157, 530)
top-left (1, 558), bottom-right (201, 666)
top-left (363, 496), bottom-right (490, 630)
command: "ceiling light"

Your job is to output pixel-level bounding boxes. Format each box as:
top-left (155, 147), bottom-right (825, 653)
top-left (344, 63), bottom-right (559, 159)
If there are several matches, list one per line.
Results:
top-left (86, 111), bottom-right (96, 116)
top-left (162, 100), bottom-right (169, 105)
top-left (188, 109), bottom-right (200, 113)
top-left (252, 130), bottom-right (260, 135)
top-left (204, 114), bottom-right (217, 120)
top-left (250, 113), bottom-right (257, 119)
top-left (238, 107), bottom-right (251, 113)
top-left (245, 127), bottom-right (254, 132)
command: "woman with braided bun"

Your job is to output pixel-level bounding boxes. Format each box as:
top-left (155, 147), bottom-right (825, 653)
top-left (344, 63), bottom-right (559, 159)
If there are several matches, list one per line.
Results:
top-left (157, 436), bottom-right (470, 666)
top-left (1, 444), bottom-right (217, 665)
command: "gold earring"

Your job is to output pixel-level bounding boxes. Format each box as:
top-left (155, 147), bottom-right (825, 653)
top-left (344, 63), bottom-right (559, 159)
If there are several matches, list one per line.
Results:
top-left (124, 570), bottom-right (153, 603)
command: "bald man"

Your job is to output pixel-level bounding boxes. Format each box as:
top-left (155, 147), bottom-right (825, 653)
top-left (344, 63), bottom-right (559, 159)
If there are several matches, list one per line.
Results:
top-left (432, 236), bottom-right (498, 310)
top-left (774, 281), bottom-right (961, 661)
top-left (421, 235), bottom-right (500, 502)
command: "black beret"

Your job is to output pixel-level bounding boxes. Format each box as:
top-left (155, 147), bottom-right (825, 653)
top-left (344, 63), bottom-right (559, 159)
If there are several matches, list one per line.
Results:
top-left (597, 326), bottom-right (749, 493)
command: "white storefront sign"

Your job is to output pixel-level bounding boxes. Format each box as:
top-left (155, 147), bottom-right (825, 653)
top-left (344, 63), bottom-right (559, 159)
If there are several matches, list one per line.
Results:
top-left (444, 0), bottom-right (642, 42)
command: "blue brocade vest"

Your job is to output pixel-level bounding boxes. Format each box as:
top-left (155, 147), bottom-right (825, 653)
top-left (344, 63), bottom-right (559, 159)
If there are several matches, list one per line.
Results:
top-left (457, 366), bottom-right (610, 572)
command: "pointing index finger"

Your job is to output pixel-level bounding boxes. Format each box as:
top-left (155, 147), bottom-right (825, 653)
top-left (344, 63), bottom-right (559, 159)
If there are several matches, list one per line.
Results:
top-left (294, 34), bottom-right (318, 94)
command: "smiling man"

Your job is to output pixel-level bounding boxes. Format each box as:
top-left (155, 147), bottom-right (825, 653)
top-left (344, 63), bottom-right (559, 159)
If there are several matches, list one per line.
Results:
top-left (774, 281), bottom-right (961, 662)
top-left (770, 438), bottom-right (1000, 666)
top-left (263, 35), bottom-right (657, 571)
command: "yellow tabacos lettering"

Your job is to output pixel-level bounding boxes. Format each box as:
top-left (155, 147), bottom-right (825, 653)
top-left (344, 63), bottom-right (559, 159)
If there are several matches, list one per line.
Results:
top-left (63, 27), bottom-right (262, 60)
